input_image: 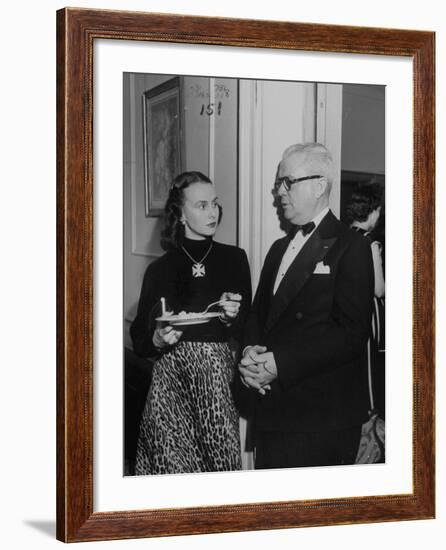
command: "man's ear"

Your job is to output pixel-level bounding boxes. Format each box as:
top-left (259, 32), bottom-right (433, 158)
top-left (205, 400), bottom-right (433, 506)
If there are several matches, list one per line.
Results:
top-left (315, 177), bottom-right (329, 198)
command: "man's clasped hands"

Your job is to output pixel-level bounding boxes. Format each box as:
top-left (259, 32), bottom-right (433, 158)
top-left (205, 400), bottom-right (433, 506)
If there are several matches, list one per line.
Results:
top-left (239, 345), bottom-right (278, 395)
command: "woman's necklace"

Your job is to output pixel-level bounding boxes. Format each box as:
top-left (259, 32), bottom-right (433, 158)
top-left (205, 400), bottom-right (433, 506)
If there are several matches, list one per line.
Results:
top-left (181, 241), bottom-right (213, 278)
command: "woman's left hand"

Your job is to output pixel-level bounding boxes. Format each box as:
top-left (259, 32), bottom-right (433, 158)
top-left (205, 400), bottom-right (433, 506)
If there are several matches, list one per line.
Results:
top-left (219, 292), bottom-right (242, 324)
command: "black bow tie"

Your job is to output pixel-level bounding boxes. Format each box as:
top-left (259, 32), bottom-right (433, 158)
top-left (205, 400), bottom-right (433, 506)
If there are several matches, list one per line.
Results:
top-left (291, 221), bottom-right (316, 237)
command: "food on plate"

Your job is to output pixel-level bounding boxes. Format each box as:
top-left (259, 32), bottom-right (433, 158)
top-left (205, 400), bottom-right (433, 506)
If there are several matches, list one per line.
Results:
top-left (176, 310), bottom-right (206, 319)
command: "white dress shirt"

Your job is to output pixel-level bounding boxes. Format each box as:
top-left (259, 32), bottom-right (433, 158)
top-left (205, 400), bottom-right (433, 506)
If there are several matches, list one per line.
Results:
top-left (273, 207), bottom-right (330, 295)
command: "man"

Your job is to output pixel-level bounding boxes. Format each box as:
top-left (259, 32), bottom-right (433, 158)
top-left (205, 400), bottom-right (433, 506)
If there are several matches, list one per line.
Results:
top-left (235, 143), bottom-right (374, 469)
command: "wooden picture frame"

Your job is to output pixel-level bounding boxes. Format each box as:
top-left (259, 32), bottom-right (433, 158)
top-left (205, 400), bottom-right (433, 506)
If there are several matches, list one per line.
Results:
top-left (56, 7), bottom-right (435, 542)
top-left (143, 76), bottom-right (184, 217)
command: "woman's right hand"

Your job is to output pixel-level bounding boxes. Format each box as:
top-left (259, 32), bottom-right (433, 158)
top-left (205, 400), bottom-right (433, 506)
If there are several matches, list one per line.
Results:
top-left (152, 312), bottom-right (183, 349)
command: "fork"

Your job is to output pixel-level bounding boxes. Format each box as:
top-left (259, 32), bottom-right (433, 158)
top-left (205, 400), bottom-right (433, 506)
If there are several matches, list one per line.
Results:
top-left (199, 299), bottom-right (227, 315)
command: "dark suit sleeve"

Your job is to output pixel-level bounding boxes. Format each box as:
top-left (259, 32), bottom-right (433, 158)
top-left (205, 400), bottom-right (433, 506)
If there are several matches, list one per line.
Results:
top-left (274, 233), bottom-right (374, 387)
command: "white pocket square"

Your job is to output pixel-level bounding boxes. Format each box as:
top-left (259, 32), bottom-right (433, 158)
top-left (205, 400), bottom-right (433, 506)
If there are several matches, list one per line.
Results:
top-left (313, 261), bottom-right (330, 274)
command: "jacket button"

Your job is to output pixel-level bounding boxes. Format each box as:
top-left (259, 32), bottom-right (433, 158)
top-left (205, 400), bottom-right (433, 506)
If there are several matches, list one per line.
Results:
top-left (295, 312), bottom-right (304, 320)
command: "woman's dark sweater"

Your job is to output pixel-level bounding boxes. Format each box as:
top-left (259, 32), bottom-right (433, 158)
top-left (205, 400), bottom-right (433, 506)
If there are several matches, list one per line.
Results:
top-left (130, 238), bottom-right (252, 358)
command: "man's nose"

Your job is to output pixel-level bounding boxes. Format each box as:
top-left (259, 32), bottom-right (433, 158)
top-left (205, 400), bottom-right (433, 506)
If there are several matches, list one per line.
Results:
top-left (277, 182), bottom-right (287, 195)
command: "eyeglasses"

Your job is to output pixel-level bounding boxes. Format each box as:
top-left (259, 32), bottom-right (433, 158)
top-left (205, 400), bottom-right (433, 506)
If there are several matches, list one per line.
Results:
top-left (274, 174), bottom-right (322, 192)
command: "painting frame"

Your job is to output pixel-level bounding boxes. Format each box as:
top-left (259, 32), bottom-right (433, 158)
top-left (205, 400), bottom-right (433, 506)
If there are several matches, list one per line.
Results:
top-left (56, 7), bottom-right (435, 542)
top-left (143, 75), bottom-right (184, 217)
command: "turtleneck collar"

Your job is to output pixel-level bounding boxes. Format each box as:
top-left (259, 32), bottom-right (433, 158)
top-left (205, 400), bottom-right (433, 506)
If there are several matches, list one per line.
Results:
top-left (181, 236), bottom-right (213, 253)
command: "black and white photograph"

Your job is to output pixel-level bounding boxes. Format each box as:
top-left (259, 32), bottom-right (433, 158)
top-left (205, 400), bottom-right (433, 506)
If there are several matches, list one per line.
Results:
top-left (123, 73), bottom-right (386, 476)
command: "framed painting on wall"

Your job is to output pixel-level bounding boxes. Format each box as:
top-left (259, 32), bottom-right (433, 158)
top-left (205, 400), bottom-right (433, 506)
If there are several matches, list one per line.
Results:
top-left (143, 76), bottom-right (184, 216)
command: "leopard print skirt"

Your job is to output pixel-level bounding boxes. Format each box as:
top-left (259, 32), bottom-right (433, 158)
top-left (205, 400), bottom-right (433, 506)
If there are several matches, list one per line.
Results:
top-left (135, 341), bottom-right (241, 475)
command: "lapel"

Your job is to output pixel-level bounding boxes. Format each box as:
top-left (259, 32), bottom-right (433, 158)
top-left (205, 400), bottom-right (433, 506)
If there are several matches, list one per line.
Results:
top-left (264, 211), bottom-right (340, 334)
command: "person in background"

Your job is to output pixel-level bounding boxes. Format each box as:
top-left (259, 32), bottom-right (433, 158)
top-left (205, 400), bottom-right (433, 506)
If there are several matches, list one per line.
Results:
top-left (234, 143), bottom-right (374, 469)
top-left (131, 171), bottom-right (252, 475)
top-left (346, 183), bottom-right (385, 418)
top-left (346, 184), bottom-right (384, 298)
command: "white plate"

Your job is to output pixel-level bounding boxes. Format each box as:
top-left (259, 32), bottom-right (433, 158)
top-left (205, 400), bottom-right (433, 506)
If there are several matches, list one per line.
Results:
top-left (155, 312), bottom-right (221, 326)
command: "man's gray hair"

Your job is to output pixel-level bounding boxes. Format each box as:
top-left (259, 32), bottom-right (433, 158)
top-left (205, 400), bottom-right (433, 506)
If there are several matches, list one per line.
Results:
top-left (282, 143), bottom-right (334, 191)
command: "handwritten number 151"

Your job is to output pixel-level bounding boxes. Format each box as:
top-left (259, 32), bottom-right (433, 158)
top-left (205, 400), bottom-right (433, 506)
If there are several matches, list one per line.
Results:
top-left (200, 102), bottom-right (222, 116)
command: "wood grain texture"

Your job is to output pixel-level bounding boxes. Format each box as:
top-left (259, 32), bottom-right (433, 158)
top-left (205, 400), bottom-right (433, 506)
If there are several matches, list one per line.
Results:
top-left (56, 7), bottom-right (435, 542)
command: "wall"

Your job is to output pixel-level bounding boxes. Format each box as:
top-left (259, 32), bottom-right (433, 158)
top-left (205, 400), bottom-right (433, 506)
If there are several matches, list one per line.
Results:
top-left (3, 2), bottom-right (444, 550)
top-left (211, 78), bottom-right (238, 245)
top-left (342, 84), bottom-right (386, 174)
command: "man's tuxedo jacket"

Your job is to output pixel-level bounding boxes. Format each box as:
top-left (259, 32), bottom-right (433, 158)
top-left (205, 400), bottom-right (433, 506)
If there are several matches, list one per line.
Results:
top-left (235, 211), bottom-right (375, 433)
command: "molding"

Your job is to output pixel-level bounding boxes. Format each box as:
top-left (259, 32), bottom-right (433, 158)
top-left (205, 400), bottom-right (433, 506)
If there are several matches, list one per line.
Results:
top-left (129, 74), bottom-right (139, 255)
top-left (238, 80), bottom-right (264, 290)
top-left (316, 83), bottom-right (343, 217)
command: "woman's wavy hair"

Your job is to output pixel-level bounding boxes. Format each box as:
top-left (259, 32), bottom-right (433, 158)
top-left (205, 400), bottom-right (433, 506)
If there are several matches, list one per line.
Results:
top-left (160, 171), bottom-right (222, 251)
top-left (345, 183), bottom-right (383, 225)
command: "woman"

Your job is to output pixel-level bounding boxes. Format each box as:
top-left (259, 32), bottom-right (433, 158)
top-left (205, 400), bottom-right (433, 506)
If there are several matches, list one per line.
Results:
top-left (346, 184), bottom-right (385, 417)
top-left (346, 184), bottom-right (385, 299)
top-left (131, 171), bottom-right (252, 475)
